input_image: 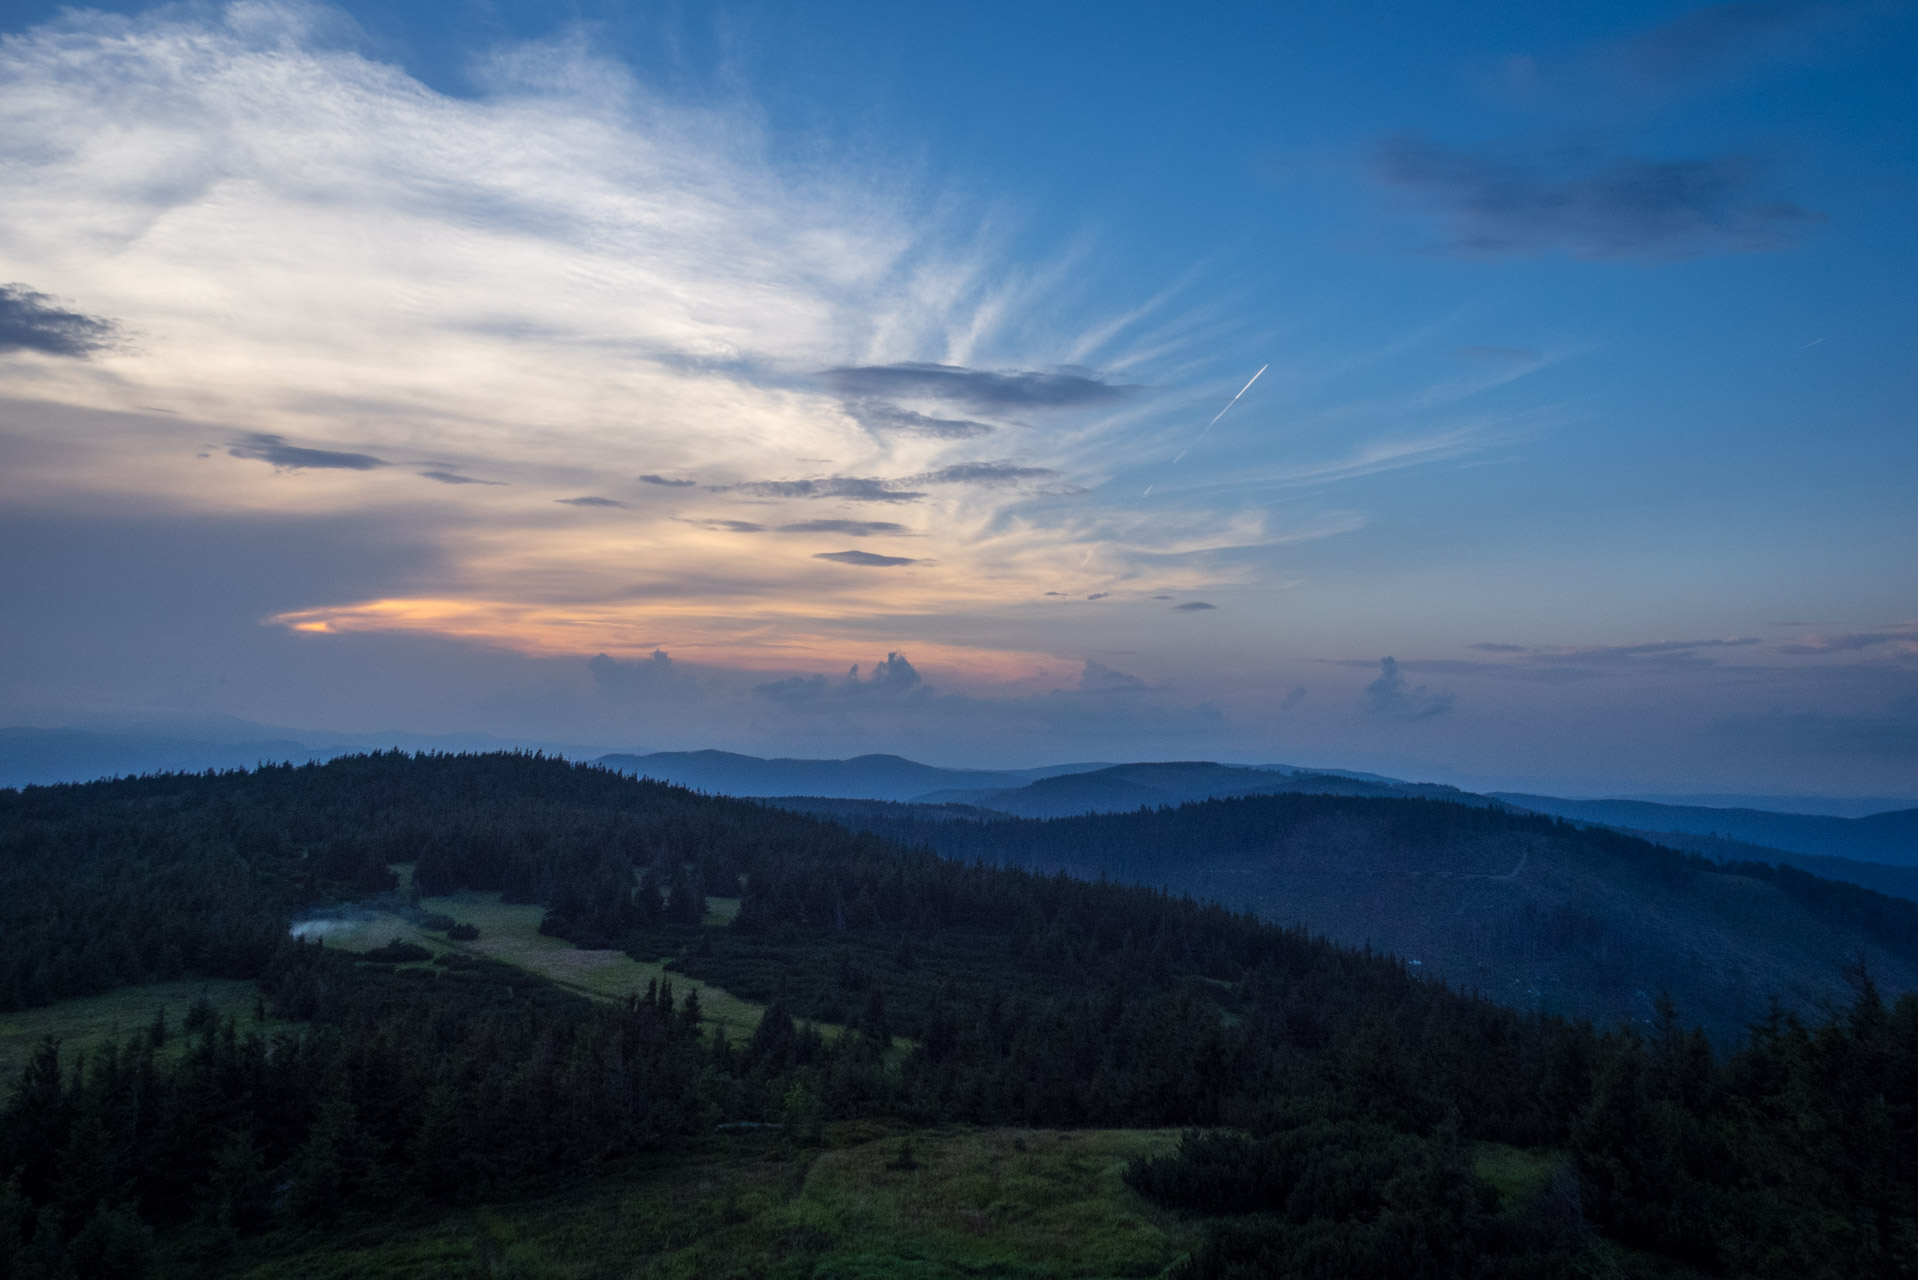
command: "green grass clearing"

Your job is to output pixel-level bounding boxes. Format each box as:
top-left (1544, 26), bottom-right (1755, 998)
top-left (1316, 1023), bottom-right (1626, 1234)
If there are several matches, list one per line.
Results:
top-left (415, 891), bottom-right (767, 1041)
top-left (295, 867), bottom-right (769, 1041)
top-left (213, 1126), bottom-right (1196, 1280)
top-left (0, 979), bottom-right (289, 1090)
top-left (295, 874), bottom-right (767, 1041)
top-left (1474, 1142), bottom-right (1567, 1214)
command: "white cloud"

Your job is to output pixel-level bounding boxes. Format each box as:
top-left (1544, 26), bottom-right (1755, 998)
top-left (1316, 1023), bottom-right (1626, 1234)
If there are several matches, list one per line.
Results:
top-left (0, 2), bottom-right (1478, 683)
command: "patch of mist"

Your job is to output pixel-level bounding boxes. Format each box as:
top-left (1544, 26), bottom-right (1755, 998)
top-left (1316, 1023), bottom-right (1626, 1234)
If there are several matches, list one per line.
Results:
top-left (289, 906), bottom-right (381, 939)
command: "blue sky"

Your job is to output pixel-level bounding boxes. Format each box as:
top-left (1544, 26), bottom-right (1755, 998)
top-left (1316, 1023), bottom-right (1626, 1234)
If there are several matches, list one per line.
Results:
top-left (0, 0), bottom-right (1913, 794)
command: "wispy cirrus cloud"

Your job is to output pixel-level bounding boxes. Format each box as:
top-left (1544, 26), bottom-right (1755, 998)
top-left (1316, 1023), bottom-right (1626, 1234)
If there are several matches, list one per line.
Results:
top-left (0, 2), bottom-right (1487, 687)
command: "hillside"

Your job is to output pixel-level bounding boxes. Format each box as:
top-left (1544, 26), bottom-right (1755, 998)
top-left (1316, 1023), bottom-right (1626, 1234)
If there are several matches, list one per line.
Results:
top-left (2, 753), bottom-right (1914, 1278)
top-left (1495, 792), bottom-right (1918, 865)
top-left (916, 760), bottom-right (1482, 815)
top-left (595, 748), bottom-right (1105, 800)
top-left (816, 792), bottom-right (1918, 1041)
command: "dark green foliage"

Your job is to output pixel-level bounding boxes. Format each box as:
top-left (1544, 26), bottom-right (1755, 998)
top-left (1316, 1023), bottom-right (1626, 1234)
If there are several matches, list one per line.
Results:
top-left (444, 923), bottom-right (479, 941)
top-left (359, 938), bottom-right (431, 964)
top-left (819, 791), bottom-right (1918, 1041)
top-left (1, 753), bottom-right (1915, 1278)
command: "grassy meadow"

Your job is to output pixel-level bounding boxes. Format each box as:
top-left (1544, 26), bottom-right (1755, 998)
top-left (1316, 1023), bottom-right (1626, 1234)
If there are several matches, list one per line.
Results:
top-left (290, 867), bottom-right (768, 1041)
top-left (211, 1126), bottom-right (1199, 1280)
top-left (0, 978), bottom-right (285, 1089)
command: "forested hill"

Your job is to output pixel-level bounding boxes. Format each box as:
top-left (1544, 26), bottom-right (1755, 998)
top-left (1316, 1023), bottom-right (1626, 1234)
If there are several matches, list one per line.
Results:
top-left (1493, 792), bottom-right (1918, 865)
top-left (3, 753), bottom-right (1916, 1278)
top-left (807, 792), bottom-right (1918, 1042)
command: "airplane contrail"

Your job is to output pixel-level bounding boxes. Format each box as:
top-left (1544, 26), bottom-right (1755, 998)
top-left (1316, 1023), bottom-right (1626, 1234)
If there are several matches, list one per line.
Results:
top-left (1143, 363), bottom-right (1268, 495)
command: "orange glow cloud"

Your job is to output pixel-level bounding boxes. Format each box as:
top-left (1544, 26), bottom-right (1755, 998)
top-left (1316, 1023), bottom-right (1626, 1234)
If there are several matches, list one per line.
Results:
top-left (266, 596), bottom-right (1064, 684)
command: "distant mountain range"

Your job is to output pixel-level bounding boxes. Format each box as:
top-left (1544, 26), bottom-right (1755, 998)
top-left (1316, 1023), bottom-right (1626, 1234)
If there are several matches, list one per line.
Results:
top-left (911, 760), bottom-right (1485, 816)
top-left (8, 724), bottom-right (1915, 892)
top-left (1491, 793), bottom-right (1918, 868)
top-left (595, 749), bottom-right (1106, 801)
top-left (797, 789), bottom-right (1918, 1043)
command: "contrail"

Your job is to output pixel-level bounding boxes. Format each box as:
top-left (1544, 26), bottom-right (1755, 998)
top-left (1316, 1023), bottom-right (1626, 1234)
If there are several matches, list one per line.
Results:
top-left (1143, 363), bottom-right (1268, 495)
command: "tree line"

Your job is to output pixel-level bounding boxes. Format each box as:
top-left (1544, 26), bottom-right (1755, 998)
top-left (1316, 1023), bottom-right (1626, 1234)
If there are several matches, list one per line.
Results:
top-left (0, 753), bottom-right (1912, 1277)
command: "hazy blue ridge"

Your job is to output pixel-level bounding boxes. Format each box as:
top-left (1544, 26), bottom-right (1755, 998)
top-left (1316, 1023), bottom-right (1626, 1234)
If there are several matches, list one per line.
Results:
top-left (1493, 793), bottom-right (1918, 866)
top-left (594, 748), bottom-right (1105, 801)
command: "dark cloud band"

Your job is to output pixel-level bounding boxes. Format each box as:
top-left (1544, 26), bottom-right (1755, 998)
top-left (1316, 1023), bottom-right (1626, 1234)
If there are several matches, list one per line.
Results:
top-left (824, 362), bottom-right (1128, 412)
top-left (813, 549), bottom-right (922, 567)
top-left (727, 477), bottom-right (924, 503)
top-left (0, 284), bottom-right (120, 357)
top-left (778, 519), bottom-right (911, 536)
top-left (1371, 132), bottom-right (1821, 259)
top-left (228, 433), bottom-right (386, 471)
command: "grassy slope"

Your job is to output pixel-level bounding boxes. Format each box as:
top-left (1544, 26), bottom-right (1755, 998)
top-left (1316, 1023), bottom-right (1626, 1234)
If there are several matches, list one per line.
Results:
top-left (212, 1127), bottom-right (1197, 1280)
top-left (304, 888), bottom-right (767, 1043)
top-left (203, 1130), bottom-right (1575, 1280)
top-left (0, 979), bottom-right (289, 1089)
top-left (0, 887), bottom-right (764, 1090)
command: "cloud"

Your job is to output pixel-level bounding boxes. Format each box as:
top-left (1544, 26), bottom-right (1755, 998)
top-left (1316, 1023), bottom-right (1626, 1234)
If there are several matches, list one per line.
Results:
top-left (754, 651), bottom-right (924, 704)
top-left (726, 477), bottom-right (925, 503)
top-left (1371, 132), bottom-right (1822, 259)
top-left (1467, 637), bottom-right (1760, 663)
top-left (1079, 659), bottom-right (1146, 694)
top-left (1323, 636), bottom-right (1766, 684)
top-left (823, 362), bottom-right (1129, 412)
top-left (1603, 0), bottom-right (1878, 92)
top-left (843, 400), bottom-right (994, 439)
top-left (777, 519), bottom-right (910, 536)
top-left (556, 496), bottom-right (629, 508)
top-left (1174, 601), bottom-right (1217, 611)
top-left (227, 433), bottom-right (387, 471)
top-left (813, 549), bottom-right (922, 567)
top-left (1086, 592), bottom-right (1109, 600)
top-left (0, 284), bottom-right (120, 357)
top-left (588, 649), bottom-right (695, 700)
top-left (0, 3), bottom-right (1396, 695)
top-left (911, 461), bottom-right (1061, 486)
top-left (1775, 621), bottom-right (1918, 659)
top-left (1362, 656), bottom-right (1455, 721)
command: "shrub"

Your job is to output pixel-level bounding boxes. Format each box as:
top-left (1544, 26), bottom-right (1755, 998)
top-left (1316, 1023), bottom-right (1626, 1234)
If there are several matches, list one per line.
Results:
top-left (364, 938), bottom-right (432, 963)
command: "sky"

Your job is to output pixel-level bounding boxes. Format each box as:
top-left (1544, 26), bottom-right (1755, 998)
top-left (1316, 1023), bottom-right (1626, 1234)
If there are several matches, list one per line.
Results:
top-left (1, 0), bottom-right (1914, 795)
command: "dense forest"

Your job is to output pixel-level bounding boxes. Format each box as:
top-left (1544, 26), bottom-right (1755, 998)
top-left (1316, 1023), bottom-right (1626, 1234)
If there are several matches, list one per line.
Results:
top-left (1, 753), bottom-right (1914, 1277)
top-left (794, 792), bottom-right (1918, 1041)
